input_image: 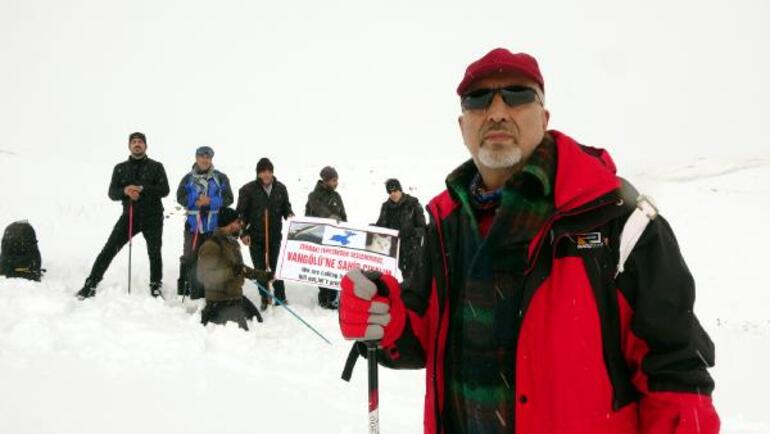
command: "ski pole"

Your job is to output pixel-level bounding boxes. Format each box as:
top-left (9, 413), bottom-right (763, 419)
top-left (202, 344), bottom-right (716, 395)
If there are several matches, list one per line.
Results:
top-left (253, 281), bottom-right (332, 345)
top-left (264, 209), bottom-right (271, 271)
top-left (366, 341), bottom-right (380, 434)
top-left (263, 210), bottom-right (273, 305)
top-left (127, 202), bottom-right (134, 295)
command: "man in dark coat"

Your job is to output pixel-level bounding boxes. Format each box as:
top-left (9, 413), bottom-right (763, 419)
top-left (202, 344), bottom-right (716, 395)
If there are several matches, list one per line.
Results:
top-left (375, 178), bottom-right (426, 283)
top-left (175, 146), bottom-right (233, 296)
top-left (305, 166), bottom-right (346, 308)
top-left (236, 157), bottom-right (294, 309)
top-left (77, 132), bottom-right (170, 299)
top-left (197, 207), bottom-right (272, 330)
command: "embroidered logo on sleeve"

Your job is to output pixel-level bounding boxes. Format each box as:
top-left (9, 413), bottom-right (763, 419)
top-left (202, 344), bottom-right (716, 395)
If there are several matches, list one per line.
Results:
top-left (575, 232), bottom-right (603, 250)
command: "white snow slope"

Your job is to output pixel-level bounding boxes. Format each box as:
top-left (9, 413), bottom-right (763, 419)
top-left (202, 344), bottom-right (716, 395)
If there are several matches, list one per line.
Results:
top-left (0, 151), bottom-right (768, 434)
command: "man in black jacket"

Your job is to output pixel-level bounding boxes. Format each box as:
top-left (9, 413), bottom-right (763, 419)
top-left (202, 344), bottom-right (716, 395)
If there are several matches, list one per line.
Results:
top-left (236, 157), bottom-right (294, 309)
top-left (77, 132), bottom-right (170, 299)
top-left (375, 178), bottom-right (426, 283)
top-left (305, 166), bottom-right (346, 308)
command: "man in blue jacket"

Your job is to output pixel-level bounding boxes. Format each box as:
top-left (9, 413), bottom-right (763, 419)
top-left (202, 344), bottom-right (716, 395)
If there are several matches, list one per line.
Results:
top-left (175, 146), bottom-right (234, 296)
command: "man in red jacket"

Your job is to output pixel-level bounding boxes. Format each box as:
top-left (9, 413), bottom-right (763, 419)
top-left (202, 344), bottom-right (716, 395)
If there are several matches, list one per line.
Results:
top-left (339, 48), bottom-right (719, 434)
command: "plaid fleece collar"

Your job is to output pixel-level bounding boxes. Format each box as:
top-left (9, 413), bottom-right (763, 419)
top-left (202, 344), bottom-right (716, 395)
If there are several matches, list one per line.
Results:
top-left (446, 134), bottom-right (557, 209)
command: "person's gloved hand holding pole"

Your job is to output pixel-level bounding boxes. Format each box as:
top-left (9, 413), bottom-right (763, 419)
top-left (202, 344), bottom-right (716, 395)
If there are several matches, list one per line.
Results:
top-left (339, 269), bottom-right (406, 346)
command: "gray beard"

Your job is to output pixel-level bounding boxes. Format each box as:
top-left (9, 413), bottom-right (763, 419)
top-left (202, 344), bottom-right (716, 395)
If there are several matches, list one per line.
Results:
top-left (478, 146), bottom-right (522, 169)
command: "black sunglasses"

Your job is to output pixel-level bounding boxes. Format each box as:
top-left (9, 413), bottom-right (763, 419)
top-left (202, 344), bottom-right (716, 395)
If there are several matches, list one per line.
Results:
top-left (461, 85), bottom-right (541, 111)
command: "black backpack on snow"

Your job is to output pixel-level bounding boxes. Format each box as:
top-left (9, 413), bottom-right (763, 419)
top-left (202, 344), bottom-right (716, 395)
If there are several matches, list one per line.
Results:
top-left (0, 220), bottom-right (43, 281)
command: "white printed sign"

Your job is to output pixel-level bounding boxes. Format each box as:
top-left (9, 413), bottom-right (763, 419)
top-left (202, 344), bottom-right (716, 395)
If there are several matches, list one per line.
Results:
top-left (275, 217), bottom-right (400, 291)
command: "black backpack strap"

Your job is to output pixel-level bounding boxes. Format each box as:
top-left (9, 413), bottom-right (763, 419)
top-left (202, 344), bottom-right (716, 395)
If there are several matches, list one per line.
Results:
top-left (341, 342), bottom-right (363, 382)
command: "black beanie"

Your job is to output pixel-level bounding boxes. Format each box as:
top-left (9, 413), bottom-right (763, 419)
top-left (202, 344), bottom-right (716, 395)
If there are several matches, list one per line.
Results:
top-left (320, 166), bottom-right (338, 182)
top-left (385, 178), bottom-right (402, 193)
top-left (218, 207), bottom-right (240, 228)
top-left (256, 157), bottom-right (274, 173)
top-left (129, 132), bottom-right (146, 144)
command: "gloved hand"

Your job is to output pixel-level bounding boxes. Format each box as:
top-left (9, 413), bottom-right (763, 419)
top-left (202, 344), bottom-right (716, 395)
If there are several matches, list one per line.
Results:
top-left (339, 268), bottom-right (406, 347)
top-left (243, 266), bottom-right (274, 282)
top-left (233, 264), bottom-right (244, 276)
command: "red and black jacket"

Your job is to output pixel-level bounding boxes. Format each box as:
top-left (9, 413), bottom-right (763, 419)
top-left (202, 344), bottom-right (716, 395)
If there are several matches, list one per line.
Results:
top-left (374, 131), bottom-right (719, 434)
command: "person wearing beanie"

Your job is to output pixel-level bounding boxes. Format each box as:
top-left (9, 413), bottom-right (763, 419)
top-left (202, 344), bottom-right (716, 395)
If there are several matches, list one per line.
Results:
top-left (77, 131), bottom-right (170, 299)
top-left (338, 48), bottom-right (719, 434)
top-left (319, 166), bottom-right (338, 183)
top-left (196, 207), bottom-right (272, 330)
top-left (305, 165), bottom-right (347, 309)
top-left (375, 178), bottom-right (426, 283)
top-left (236, 157), bottom-right (294, 310)
top-left (174, 145), bottom-right (234, 297)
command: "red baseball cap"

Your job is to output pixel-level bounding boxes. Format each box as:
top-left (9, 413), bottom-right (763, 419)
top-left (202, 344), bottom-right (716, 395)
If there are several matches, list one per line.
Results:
top-left (456, 48), bottom-right (544, 96)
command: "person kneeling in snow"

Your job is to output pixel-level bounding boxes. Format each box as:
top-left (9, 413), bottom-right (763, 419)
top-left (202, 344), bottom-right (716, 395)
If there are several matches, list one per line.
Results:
top-left (197, 207), bottom-right (272, 330)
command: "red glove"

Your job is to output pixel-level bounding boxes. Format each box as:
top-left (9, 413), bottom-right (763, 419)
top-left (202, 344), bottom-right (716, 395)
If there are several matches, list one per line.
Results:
top-left (339, 269), bottom-right (406, 347)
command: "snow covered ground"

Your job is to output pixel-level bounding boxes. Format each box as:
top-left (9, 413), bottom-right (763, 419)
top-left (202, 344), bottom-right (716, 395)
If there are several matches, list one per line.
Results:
top-left (2, 0), bottom-right (770, 432)
top-left (0, 151), bottom-right (768, 433)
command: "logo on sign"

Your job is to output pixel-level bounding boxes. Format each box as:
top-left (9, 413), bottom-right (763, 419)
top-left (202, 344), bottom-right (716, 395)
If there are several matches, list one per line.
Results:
top-left (323, 228), bottom-right (366, 249)
top-left (330, 230), bottom-right (357, 246)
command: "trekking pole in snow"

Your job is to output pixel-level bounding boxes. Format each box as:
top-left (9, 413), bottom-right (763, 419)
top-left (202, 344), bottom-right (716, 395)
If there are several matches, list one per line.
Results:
top-left (366, 341), bottom-right (380, 434)
top-left (264, 209), bottom-right (271, 271)
top-left (127, 202), bottom-right (134, 294)
top-left (263, 210), bottom-right (273, 304)
top-left (253, 281), bottom-right (332, 345)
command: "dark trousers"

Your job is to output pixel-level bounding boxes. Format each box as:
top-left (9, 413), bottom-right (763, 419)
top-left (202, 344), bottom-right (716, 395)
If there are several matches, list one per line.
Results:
top-left (201, 297), bottom-right (262, 330)
top-left (248, 241), bottom-right (285, 302)
top-left (88, 212), bottom-right (163, 283)
top-left (318, 287), bottom-right (338, 307)
top-left (399, 240), bottom-right (420, 283)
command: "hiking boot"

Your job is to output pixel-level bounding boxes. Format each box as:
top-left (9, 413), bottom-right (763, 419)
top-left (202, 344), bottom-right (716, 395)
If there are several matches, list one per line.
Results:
top-left (150, 282), bottom-right (164, 298)
top-left (259, 299), bottom-right (269, 311)
top-left (76, 278), bottom-right (99, 300)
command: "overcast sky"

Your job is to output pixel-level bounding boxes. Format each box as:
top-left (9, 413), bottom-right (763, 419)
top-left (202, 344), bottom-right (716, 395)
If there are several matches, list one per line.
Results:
top-left (2, 0), bottom-right (768, 178)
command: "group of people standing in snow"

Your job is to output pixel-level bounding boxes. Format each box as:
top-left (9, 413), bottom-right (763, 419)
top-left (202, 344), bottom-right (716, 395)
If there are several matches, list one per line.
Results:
top-left (73, 133), bottom-right (426, 327)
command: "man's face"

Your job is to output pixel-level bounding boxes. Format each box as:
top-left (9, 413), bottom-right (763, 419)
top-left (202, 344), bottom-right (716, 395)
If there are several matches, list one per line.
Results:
top-left (258, 170), bottom-right (273, 185)
top-left (388, 190), bottom-right (403, 203)
top-left (226, 219), bottom-right (243, 235)
top-left (458, 73), bottom-right (549, 171)
top-left (129, 138), bottom-right (147, 158)
top-left (325, 178), bottom-right (338, 190)
top-left (196, 154), bottom-right (212, 171)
